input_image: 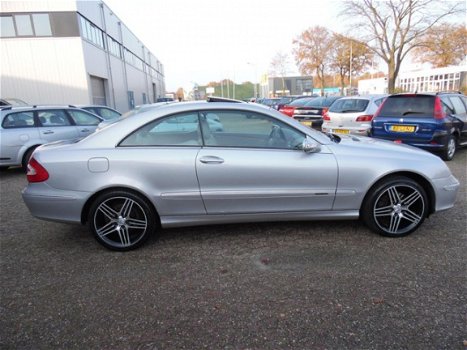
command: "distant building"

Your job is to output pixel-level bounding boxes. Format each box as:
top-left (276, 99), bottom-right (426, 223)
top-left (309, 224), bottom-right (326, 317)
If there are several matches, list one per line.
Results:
top-left (358, 65), bottom-right (467, 95)
top-left (267, 76), bottom-right (313, 97)
top-left (0, 0), bottom-right (165, 112)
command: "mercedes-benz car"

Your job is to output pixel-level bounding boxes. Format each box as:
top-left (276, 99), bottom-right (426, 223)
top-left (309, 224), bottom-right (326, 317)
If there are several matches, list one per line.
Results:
top-left (22, 98), bottom-right (459, 251)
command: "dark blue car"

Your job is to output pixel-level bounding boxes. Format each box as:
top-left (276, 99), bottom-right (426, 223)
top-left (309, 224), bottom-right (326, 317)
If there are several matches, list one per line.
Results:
top-left (371, 92), bottom-right (467, 160)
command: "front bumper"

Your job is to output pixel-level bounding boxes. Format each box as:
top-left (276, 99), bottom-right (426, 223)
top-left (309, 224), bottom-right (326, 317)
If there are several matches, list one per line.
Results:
top-left (432, 175), bottom-right (460, 212)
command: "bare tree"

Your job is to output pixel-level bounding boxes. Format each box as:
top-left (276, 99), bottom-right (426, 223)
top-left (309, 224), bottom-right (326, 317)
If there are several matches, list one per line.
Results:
top-left (270, 51), bottom-right (291, 96)
top-left (341, 0), bottom-right (464, 93)
top-left (331, 34), bottom-right (374, 94)
top-left (293, 26), bottom-right (333, 96)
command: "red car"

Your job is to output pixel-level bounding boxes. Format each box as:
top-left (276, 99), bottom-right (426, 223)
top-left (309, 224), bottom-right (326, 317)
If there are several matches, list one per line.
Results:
top-left (278, 97), bottom-right (317, 117)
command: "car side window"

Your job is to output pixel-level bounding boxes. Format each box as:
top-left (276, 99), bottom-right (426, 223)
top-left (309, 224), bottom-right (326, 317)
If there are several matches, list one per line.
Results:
top-left (68, 110), bottom-right (101, 126)
top-left (97, 108), bottom-right (120, 119)
top-left (200, 110), bottom-right (305, 150)
top-left (374, 97), bottom-right (386, 107)
top-left (38, 110), bottom-right (71, 126)
top-left (120, 112), bottom-right (202, 147)
top-left (2, 112), bottom-right (35, 128)
top-left (448, 96), bottom-right (467, 115)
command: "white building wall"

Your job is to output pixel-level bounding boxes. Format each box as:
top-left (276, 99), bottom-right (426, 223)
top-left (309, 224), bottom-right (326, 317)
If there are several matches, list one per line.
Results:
top-left (1, 38), bottom-right (89, 105)
top-left (0, 1), bottom-right (76, 12)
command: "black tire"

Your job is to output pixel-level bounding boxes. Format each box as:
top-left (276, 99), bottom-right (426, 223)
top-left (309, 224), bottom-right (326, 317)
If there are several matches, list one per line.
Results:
top-left (440, 135), bottom-right (456, 161)
top-left (22, 147), bottom-right (36, 172)
top-left (362, 176), bottom-right (428, 237)
top-left (0, 166), bottom-right (9, 171)
top-left (88, 190), bottom-right (157, 251)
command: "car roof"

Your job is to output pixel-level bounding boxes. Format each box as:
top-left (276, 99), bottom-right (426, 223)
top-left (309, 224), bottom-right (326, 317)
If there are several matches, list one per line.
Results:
top-left (337, 94), bottom-right (388, 101)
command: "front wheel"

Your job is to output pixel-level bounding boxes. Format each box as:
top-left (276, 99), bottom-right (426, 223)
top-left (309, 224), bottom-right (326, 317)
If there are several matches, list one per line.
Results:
top-left (362, 177), bottom-right (428, 237)
top-left (88, 190), bottom-right (157, 251)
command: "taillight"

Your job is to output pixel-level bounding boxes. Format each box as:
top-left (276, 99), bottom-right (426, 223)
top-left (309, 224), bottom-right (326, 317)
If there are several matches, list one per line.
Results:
top-left (27, 157), bottom-right (49, 183)
top-left (321, 107), bottom-right (329, 116)
top-left (356, 115), bottom-right (373, 122)
top-left (433, 97), bottom-right (446, 120)
top-left (323, 111), bottom-right (330, 121)
top-left (279, 106), bottom-right (295, 117)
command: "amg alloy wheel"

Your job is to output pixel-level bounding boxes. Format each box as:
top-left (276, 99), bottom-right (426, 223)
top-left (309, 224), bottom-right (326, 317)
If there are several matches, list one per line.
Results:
top-left (89, 190), bottom-right (156, 250)
top-left (362, 177), bottom-right (428, 237)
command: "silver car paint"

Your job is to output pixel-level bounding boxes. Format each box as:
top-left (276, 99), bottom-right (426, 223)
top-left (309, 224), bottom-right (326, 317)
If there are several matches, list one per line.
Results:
top-left (22, 101), bottom-right (459, 228)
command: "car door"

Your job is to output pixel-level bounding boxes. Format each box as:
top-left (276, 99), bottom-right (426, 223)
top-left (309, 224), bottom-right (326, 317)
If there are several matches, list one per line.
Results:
top-left (195, 110), bottom-right (338, 214)
top-left (446, 95), bottom-right (467, 143)
top-left (66, 109), bottom-right (102, 137)
top-left (0, 110), bottom-right (40, 165)
top-left (37, 109), bottom-right (79, 143)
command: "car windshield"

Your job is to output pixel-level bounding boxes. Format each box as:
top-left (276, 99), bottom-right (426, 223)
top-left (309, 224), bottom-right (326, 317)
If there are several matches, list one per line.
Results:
top-left (377, 96), bottom-right (434, 117)
top-left (329, 99), bottom-right (369, 113)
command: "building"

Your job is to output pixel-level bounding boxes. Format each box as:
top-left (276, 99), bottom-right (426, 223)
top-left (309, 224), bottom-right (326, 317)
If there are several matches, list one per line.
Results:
top-left (267, 76), bottom-right (313, 97)
top-left (0, 1), bottom-right (165, 112)
top-left (358, 65), bottom-right (467, 95)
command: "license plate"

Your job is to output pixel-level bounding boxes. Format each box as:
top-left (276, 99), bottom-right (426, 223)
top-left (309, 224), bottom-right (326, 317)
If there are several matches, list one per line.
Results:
top-left (390, 125), bottom-right (415, 132)
top-left (332, 129), bottom-right (349, 134)
top-left (300, 120), bottom-right (312, 127)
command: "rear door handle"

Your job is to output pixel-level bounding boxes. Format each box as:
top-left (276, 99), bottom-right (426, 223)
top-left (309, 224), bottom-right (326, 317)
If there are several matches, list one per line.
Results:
top-left (199, 156), bottom-right (224, 164)
top-left (42, 130), bottom-right (54, 134)
top-left (80, 128), bottom-right (90, 132)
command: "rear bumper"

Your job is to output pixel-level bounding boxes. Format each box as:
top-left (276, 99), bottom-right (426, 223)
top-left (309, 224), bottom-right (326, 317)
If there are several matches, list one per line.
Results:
top-left (22, 183), bottom-right (90, 224)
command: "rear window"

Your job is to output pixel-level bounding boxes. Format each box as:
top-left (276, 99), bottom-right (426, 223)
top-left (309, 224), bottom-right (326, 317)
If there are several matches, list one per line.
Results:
top-left (329, 99), bottom-right (369, 113)
top-left (289, 98), bottom-right (314, 107)
top-left (304, 96), bottom-right (340, 107)
top-left (2, 111), bottom-right (35, 128)
top-left (377, 96), bottom-right (434, 117)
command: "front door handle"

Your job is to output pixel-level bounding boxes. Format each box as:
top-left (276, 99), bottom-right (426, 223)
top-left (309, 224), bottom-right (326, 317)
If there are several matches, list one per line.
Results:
top-left (80, 128), bottom-right (90, 132)
top-left (42, 130), bottom-right (54, 134)
top-left (199, 156), bottom-right (224, 164)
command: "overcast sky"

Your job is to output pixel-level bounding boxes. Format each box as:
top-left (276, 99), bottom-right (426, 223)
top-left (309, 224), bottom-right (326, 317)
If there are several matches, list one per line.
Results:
top-left (104, 0), bottom-right (344, 91)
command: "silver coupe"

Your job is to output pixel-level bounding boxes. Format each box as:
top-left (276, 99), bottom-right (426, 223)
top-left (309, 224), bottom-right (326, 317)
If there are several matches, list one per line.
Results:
top-left (22, 98), bottom-right (460, 250)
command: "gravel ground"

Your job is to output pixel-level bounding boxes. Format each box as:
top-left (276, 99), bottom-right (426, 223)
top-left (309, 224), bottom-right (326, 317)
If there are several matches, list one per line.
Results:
top-left (1, 149), bottom-right (466, 349)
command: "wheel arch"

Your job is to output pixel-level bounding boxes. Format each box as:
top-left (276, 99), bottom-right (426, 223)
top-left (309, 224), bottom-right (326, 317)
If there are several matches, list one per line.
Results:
top-left (360, 171), bottom-right (436, 217)
top-left (81, 186), bottom-right (161, 226)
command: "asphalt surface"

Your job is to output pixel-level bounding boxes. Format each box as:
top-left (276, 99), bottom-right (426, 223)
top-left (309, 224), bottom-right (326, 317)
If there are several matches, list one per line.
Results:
top-left (1, 149), bottom-right (466, 349)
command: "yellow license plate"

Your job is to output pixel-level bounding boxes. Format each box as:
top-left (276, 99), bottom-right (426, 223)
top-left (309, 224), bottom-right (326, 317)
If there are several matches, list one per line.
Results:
top-left (333, 129), bottom-right (349, 134)
top-left (300, 121), bottom-right (312, 127)
top-left (390, 125), bottom-right (415, 132)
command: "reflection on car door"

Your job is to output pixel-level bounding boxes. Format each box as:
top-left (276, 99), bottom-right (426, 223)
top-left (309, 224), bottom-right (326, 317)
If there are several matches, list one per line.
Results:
top-left (196, 148), bottom-right (338, 214)
top-left (37, 109), bottom-right (79, 143)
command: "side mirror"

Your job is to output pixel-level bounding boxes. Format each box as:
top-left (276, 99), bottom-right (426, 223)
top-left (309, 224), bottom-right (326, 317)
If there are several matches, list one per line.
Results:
top-left (302, 137), bottom-right (321, 153)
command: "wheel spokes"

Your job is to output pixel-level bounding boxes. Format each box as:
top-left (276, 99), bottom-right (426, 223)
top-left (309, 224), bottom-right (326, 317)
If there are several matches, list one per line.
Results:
top-left (96, 221), bottom-right (117, 237)
top-left (126, 217), bottom-right (147, 230)
top-left (401, 190), bottom-right (422, 207)
top-left (387, 186), bottom-right (401, 205)
top-left (374, 205), bottom-right (393, 217)
top-left (98, 203), bottom-right (118, 220)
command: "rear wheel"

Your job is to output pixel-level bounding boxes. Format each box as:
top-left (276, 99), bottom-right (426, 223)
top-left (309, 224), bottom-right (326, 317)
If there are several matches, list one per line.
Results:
top-left (362, 177), bottom-right (428, 237)
top-left (441, 135), bottom-right (456, 161)
top-left (22, 147), bottom-right (37, 172)
top-left (88, 190), bottom-right (156, 251)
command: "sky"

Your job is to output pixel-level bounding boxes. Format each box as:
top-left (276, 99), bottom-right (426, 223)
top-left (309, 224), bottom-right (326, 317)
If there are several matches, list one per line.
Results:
top-left (104, 0), bottom-right (345, 92)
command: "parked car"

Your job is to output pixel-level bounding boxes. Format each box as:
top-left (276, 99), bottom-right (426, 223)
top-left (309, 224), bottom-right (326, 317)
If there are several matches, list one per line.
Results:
top-left (371, 92), bottom-right (467, 160)
top-left (156, 97), bottom-right (175, 102)
top-left (292, 96), bottom-right (343, 130)
top-left (0, 105), bottom-right (103, 171)
top-left (259, 98), bottom-right (282, 109)
top-left (322, 95), bottom-right (388, 136)
top-left (22, 98), bottom-right (459, 251)
top-left (0, 98), bottom-right (28, 108)
top-left (78, 105), bottom-right (121, 120)
top-left (278, 97), bottom-right (318, 117)
top-left (276, 95), bottom-right (314, 111)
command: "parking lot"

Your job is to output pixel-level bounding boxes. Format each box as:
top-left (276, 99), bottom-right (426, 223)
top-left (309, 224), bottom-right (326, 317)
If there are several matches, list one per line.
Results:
top-left (1, 150), bottom-right (466, 349)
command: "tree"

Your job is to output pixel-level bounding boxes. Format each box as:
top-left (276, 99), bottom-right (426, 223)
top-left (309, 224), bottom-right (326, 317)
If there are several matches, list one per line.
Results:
top-left (341, 0), bottom-right (464, 93)
top-left (293, 26), bottom-right (333, 95)
top-left (330, 34), bottom-right (374, 94)
top-left (269, 51), bottom-right (291, 95)
top-left (413, 24), bottom-right (467, 68)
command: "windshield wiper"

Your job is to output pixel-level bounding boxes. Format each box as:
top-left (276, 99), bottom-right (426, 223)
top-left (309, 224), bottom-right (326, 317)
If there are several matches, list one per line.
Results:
top-left (402, 111), bottom-right (425, 116)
